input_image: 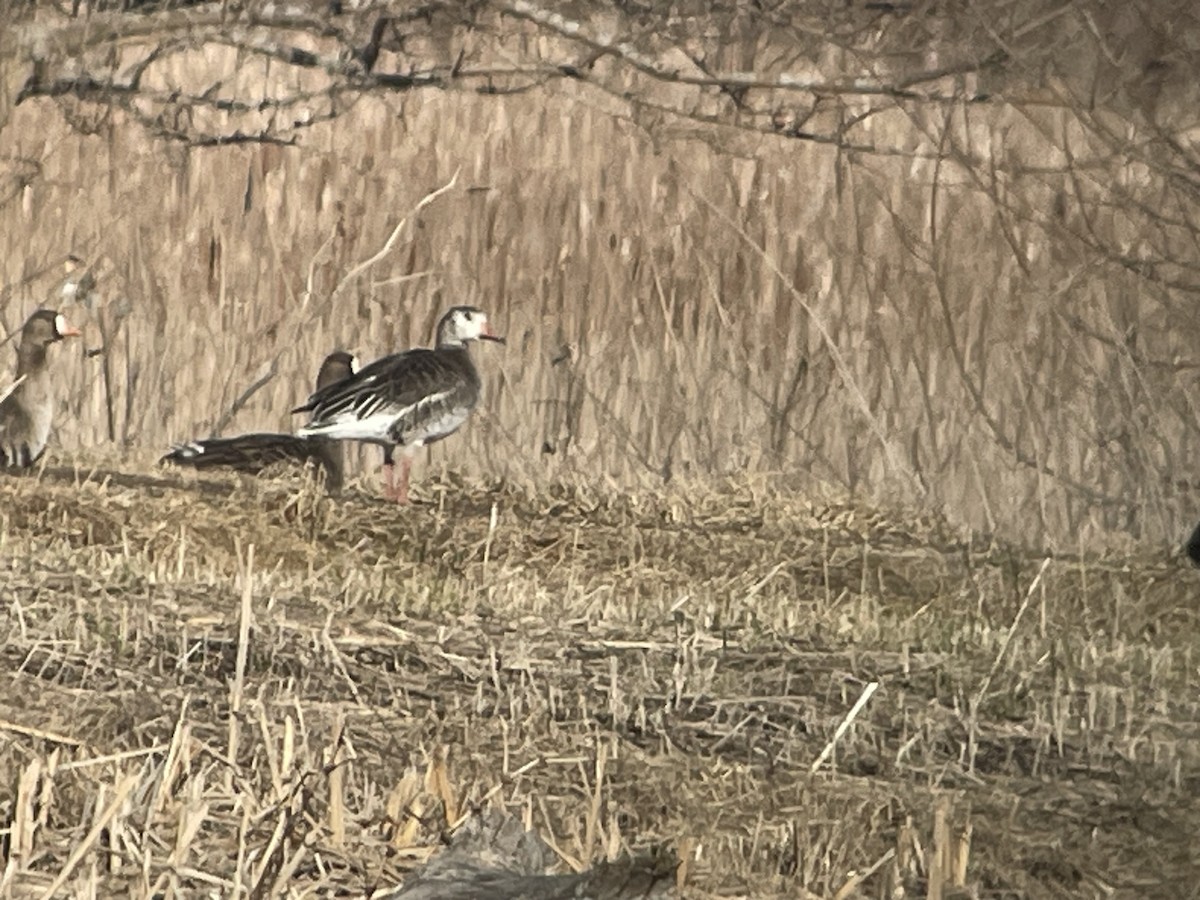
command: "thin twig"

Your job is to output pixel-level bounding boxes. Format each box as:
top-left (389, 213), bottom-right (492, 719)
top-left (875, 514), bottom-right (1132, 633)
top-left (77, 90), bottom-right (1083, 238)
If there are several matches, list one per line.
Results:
top-left (328, 170), bottom-right (461, 305)
top-left (212, 361), bottom-right (277, 436)
top-left (0, 718), bottom-right (83, 747)
top-left (58, 743), bottom-right (170, 772)
top-left (229, 543), bottom-right (255, 768)
top-left (972, 558), bottom-right (1050, 710)
top-left (0, 375), bottom-right (26, 407)
top-left (303, 224), bottom-right (341, 307)
top-left (811, 681), bottom-right (880, 773)
top-left (502, 0), bottom-right (992, 100)
top-left (833, 848), bottom-right (896, 900)
top-left (37, 772), bottom-right (139, 900)
top-left (447, 757), bottom-right (542, 832)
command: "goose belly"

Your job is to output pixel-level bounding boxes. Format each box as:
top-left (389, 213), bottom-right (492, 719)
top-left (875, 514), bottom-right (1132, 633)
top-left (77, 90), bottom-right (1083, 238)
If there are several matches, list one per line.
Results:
top-left (28, 394), bottom-right (53, 452)
top-left (394, 403), bottom-right (473, 447)
top-left (0, 392), bottom-right (51, 467)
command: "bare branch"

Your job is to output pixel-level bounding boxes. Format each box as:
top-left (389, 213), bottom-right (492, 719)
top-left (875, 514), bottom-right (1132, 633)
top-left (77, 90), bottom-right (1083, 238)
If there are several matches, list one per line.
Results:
top-left (327, 169), bottom-right (461, 306)
top-left (211, 361), bottom-right (278, 437)
top-left (500, 0), bottom-right (998, 101)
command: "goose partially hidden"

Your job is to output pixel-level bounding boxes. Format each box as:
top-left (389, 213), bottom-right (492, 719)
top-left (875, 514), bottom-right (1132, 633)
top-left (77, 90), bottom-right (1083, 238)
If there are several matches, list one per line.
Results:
top-left (162, 351), bottom-right (357, 492)
top-left (0, 309), bottom-right (82, 469)
top-left (292, 306), bottom-right (504, 504)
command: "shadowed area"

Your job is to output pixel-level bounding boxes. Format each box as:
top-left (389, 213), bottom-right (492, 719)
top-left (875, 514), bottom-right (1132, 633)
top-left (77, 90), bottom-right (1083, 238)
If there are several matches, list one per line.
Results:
top-left (1186, 520), bottom-right (1200, 566)
top-left (382, 809), bottom-right (676, 899)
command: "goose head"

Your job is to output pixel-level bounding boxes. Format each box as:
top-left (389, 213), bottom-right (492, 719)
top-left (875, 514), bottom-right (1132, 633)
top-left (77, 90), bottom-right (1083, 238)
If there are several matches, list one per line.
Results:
top-left (22, 310), bottom-right (82, 348)
top-left (316, 350), bottom-right (359, 390)
top-left (436, 306), bottom-right (505, 348)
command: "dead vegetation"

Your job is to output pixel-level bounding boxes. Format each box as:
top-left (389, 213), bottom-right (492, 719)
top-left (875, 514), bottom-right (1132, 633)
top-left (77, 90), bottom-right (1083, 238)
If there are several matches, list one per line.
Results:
top-left (2, 3), bottom-right (1200, 897)
top-left (0, 463), bottom-right (1196, 897)
top-left (2, 3), bottom-right (1200, 548)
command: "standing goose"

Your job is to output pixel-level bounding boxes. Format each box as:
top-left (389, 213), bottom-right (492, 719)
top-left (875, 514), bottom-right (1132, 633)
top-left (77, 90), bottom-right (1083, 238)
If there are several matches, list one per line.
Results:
top-left (293, 306), bottom-right (504, 504)
top-left (162, 351), bottom-right (357, 492)
top-left (0, 309), bottom-right (82, 469)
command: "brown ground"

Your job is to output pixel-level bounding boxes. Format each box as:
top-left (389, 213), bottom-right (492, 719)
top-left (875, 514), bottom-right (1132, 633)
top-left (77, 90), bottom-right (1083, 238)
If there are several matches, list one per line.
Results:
top-left (0, 461), bottom-right (1197, 898)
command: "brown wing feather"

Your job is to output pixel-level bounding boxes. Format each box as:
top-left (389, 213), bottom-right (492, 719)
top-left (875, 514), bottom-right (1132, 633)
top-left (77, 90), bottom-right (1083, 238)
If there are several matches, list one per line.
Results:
top-left (294, 347), bottom-right (479, 427)
top-left (161, 433), bottom-right (331, 475)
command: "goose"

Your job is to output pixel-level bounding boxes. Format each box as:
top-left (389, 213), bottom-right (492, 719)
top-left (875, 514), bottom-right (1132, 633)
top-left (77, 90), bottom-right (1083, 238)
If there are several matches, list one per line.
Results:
top-left (0, 310), bottom-right (81, 468)
top-left (162, 351), bottom-right (358, 492)
top-left (1186, 520), bottom-right (1200, 566)
top-left (292, 306), bottom-right (504, 504)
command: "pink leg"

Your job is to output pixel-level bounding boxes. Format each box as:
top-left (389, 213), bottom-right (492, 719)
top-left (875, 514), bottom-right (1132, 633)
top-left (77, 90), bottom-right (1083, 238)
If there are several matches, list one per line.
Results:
top-left (382, 459), bottom-right (396, 501)
top-left (394, 455), bottom-right (412, 505)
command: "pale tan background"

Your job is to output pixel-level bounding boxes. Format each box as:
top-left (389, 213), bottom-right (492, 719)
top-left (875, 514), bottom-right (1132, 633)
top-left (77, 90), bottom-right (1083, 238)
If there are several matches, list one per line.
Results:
top-left (2, 5), bottom-right (1199, 550)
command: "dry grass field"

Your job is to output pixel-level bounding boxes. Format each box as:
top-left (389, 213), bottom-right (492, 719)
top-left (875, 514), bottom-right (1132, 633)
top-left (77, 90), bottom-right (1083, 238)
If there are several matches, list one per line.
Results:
top-left (2, 3), bottom-right (1200, 897)
top-left (0, 462), bottom-right (1197, 898)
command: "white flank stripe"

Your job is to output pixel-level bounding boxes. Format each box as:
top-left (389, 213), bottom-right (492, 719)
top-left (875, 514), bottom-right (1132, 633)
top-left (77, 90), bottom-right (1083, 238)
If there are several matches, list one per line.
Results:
top-left (298, 410), bottom-right (400, 442)
top-left (299, 386), bottom-right (459, 443)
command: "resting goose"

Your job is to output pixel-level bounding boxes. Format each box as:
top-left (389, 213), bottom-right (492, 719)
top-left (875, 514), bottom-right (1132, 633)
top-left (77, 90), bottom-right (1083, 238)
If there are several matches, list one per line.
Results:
top-left (162, 351), bottom-right (357, 492)
top-left (0, 310), bottom-right (81, 468)
top-left (293, 306), bottom-right (504, 504)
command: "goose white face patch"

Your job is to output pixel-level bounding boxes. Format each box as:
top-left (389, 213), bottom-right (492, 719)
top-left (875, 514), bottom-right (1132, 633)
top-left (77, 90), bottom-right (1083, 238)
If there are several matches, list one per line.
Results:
top-left (461, 311), bottom-right (488, 341)
top-left (54, 314), bottom-right (68, 337)
top-left (350, 355), bottom-right (361, 375)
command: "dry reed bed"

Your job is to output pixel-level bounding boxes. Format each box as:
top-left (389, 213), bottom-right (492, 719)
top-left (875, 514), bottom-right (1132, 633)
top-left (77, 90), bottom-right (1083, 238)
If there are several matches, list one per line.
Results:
top-left (3, 19), bottom-right (1200, 550)
top-left (0, 465), bottom-right (1197, 896)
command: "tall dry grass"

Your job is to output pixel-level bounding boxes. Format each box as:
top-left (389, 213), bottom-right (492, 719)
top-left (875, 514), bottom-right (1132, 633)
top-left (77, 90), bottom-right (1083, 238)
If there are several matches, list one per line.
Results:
top-left (2, 11), bottom-right (1200, 550)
